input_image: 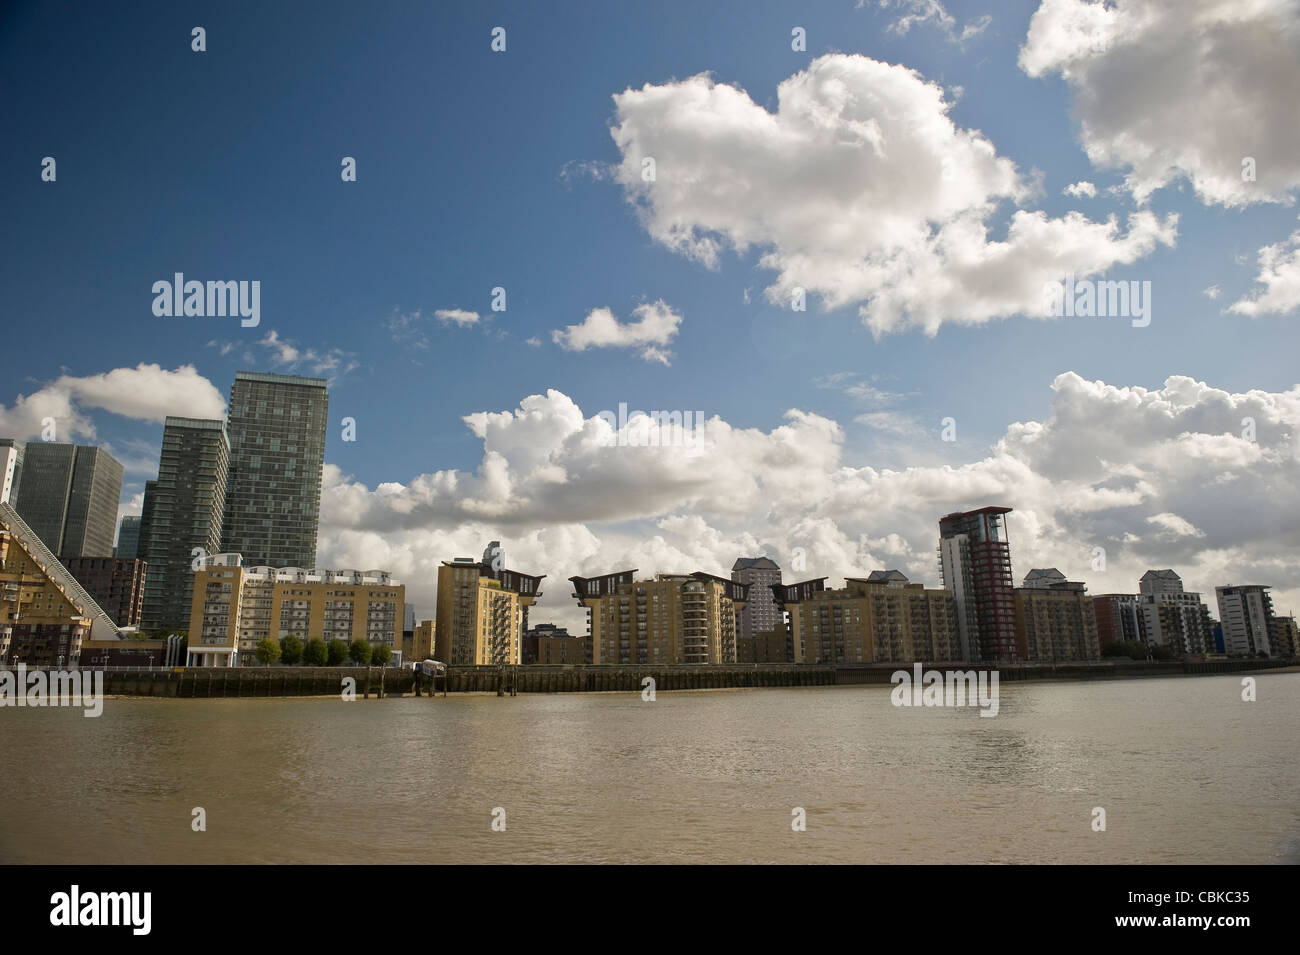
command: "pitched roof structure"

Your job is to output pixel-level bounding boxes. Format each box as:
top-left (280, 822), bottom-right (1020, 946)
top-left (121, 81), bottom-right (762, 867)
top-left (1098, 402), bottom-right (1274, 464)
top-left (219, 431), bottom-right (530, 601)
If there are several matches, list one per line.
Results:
top-left (0, 501), bottom-right (121, 641)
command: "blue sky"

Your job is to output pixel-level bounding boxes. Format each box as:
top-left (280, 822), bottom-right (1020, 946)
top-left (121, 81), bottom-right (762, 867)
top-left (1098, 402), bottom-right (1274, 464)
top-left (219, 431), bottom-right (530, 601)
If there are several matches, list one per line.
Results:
top-left (3, 0), bottom-right (1299, 622)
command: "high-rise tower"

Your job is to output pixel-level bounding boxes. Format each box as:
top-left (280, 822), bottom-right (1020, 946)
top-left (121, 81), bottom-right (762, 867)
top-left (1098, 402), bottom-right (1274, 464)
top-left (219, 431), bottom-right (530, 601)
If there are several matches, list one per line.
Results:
top-left (12, 443), bottom-right (122, 557)
top-left (938, 506), bottom-right (1017, 661)
top-left (221, 371), bottom-right (328, 569)
top-left (138, 418), bottom-right (229, 631)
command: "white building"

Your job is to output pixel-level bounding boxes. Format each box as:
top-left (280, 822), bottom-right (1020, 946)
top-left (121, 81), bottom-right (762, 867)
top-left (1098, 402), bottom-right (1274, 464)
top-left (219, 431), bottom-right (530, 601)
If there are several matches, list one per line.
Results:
top-left (731, 557), bottom-right (783, 641)
top-left (1215, 585), bottom-right (1275, 657)
top-left (0, 441), bottom-right (23, 505)
top-left (1138, 570), bottom-right (1213, 655)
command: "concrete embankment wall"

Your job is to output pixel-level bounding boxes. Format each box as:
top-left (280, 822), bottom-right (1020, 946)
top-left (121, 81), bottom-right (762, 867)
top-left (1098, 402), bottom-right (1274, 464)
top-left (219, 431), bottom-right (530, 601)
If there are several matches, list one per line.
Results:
top-left (450, 664), bottom-right (836, 694)
top-left (90, 667), bottom-right (415, 698)
top-left (84, 664), bottom-right (833, 698)
top-left (32, 657), bottom-right (1296, 699)
top-left (835, 658), bottom-right (1296, 685)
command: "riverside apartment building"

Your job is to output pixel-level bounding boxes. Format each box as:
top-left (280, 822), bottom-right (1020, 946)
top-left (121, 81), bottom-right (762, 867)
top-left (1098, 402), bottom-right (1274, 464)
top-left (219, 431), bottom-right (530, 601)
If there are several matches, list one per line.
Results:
top-left (773, 571), bottom-right (960, 665)
top-left (188, 553), bottom-right (404, 666)
top-left (569, 569), bottom-right (748, 665)
top-left (434, 554), bottom-right (544, 666)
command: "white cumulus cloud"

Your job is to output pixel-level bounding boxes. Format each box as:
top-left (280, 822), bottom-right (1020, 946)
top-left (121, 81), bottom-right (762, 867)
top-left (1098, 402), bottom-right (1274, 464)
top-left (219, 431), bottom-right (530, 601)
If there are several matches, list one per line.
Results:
top-left (608, 54), bottom-right (1177, 337)
top-left (0, 363), bottom-right (225, 441)
top-left (317, 373), bottom-right (1300, 632)
top-left (1020, 0), bottom-right (1300, 207)
top-left (1229, 228), bottom-right (1300, 316)
top-left (551, 300), bottom-right (683, 364)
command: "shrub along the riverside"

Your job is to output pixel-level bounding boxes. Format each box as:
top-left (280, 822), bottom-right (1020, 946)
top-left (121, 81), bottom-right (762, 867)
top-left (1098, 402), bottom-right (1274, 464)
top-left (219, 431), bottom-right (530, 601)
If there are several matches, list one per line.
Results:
top-left (326, 639), bottom-right (349, 667)
top-left (247, 635), bottom-right (395, 667)
top-left (279, 635), bottom-right (303, 666)
top-left (255, 637), bottom-right (281, 666)
top-left (303, 637), bottom-right (328, 667)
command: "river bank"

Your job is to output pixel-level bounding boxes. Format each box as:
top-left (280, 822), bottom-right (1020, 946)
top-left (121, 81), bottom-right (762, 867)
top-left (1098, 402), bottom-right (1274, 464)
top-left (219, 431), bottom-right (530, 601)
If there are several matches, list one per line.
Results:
top-left (19, 656), bottom-right (1296, 699)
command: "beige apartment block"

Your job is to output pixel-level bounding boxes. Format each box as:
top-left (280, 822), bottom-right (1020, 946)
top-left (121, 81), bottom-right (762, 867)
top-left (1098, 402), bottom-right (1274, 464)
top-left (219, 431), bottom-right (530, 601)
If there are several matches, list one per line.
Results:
top-left (569, 570), bottom-right (748, 665)
top-left (188, 553), bottom-right (404, 666)
top-left (1014, 588), bottom-right (1101, 661)
top-left (1014, 569), bottom-right (1101, 662)
top-left (405, 619), bottom-right (435, 663)
top-left (775, 571), bottom-right (960, 664)
top-left (434, 557), bottom-right (543, 666)
top-left (1268, 614), bottom-right (1298, 659)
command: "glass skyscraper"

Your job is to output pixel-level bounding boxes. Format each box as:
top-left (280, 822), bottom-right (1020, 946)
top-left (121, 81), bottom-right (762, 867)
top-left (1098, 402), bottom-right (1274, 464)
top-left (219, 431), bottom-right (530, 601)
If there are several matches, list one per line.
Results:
top-left (139, 417), bottom-right (229, 632)
top-left (115, 514), bottom-right (142, 558)
top-left (221, 371), bottom-right (328, 569)
top-left (12, 442), bottom-right (123, 557)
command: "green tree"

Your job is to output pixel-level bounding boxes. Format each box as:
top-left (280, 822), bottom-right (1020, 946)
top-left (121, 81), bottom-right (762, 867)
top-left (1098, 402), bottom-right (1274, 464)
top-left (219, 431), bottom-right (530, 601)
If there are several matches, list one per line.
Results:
top-left (326, 639), bottom-right (349, 666)
top-left (371, 644), bottom-right (392, 667)
top-left (255, 637), bottom-right (281, 666)
top-left (304, 638), bottom-right (328, 667)
top-left (348, 639), bottom-right (372, 666)
top-left (279, 635), bottom-right (304, 666)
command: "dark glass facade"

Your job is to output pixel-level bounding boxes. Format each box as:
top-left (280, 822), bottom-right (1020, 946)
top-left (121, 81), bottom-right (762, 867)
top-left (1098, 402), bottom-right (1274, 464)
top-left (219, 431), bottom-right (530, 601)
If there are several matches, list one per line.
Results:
top-left (13, 443), bottom-right (122, 557)
top-left (139, 418), bottom-right (229, 631)
top-left (221, 372), bottom-right (328, 569)
top-left (115, 515), bottom-right (142, 559)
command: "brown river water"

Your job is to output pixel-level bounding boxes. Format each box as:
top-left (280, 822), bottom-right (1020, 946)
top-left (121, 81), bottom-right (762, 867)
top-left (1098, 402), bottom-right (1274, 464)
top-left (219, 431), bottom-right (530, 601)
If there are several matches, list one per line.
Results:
top-left (2, 674), bottom-right (1297, 863)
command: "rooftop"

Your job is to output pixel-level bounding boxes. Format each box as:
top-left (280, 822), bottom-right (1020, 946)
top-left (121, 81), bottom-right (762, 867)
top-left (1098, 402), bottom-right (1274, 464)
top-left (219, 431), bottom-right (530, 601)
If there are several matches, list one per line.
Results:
top-left (233, 370), bottom-right (328, 388)
top-left (732, 556), bottom-right (780, 571)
